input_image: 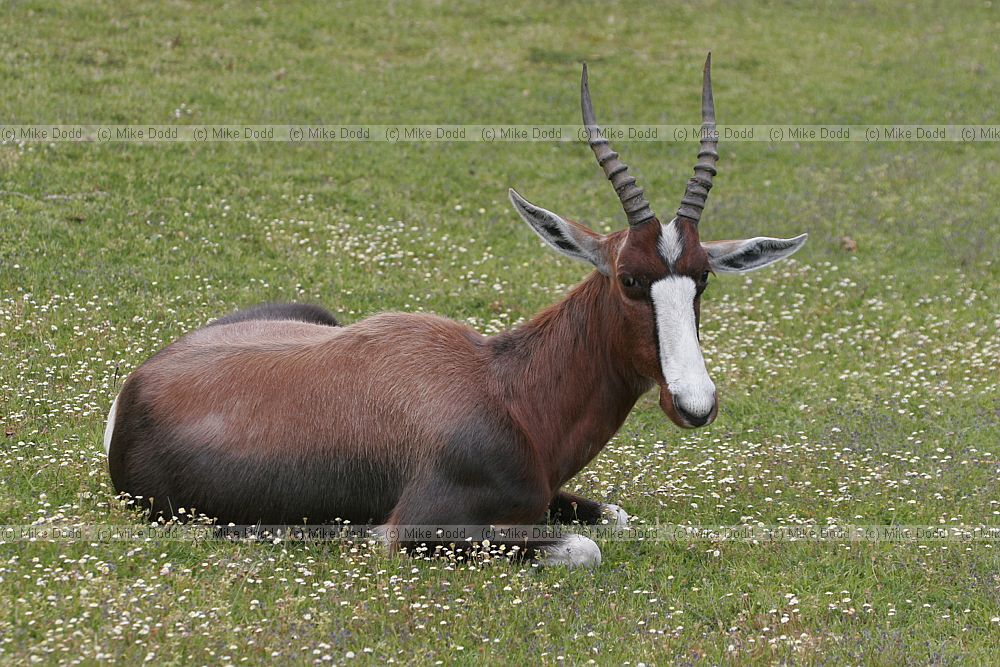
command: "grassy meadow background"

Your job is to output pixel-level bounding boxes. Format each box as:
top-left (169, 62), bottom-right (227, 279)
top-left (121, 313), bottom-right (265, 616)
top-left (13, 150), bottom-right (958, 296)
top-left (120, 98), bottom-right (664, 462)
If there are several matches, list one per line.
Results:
top-left (2, 1), bottom-right (999, 664)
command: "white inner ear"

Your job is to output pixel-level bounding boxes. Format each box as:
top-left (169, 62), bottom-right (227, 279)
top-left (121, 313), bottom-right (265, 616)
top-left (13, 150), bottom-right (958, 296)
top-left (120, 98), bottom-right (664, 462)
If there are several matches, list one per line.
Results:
top-left (508, 188), bottom-right (608, 274)
top-left (650, 276), bottom-right (716, 418)
top-left (704, 234), bottom-right (807, 274)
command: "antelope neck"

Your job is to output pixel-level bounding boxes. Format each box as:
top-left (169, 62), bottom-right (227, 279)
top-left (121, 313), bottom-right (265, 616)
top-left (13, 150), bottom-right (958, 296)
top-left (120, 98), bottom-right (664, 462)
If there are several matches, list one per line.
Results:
top-left (490, 273), bottom-right (650, 490)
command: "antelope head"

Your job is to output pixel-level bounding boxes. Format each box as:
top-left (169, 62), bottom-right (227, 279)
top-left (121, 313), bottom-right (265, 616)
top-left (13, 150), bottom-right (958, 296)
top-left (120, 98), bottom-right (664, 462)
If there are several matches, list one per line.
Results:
top-left (509, 54), bottom-right (807, 429)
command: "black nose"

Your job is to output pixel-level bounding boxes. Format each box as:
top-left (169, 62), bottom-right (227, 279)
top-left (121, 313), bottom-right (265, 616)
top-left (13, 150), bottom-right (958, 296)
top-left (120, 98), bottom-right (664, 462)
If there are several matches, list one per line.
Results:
top-left (675, 403), bottom-right (711, 427)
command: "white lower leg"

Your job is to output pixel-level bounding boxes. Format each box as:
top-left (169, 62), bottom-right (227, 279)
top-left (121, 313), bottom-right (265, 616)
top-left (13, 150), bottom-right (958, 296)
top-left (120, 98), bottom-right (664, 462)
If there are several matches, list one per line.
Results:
top-left (601, 503), bottom-right (630, 527)
top-left (538, 534), bottom-right (602, 568)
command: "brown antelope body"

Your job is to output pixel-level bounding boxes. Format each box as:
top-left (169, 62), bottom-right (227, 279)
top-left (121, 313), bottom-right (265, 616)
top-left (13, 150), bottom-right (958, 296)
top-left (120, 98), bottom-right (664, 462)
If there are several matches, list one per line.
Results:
top-left (105, 55), bottom-right (806, 566)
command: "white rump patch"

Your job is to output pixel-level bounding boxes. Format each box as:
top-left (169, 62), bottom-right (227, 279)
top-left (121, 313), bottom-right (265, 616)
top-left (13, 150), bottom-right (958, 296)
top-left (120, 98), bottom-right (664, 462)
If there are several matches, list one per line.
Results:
top-left (539, 534), bottom-right (602, 568)
top-left (601, 503), bottom-right (630, 527)
top-left (658, 219), bottom-right (683, 268)
top-left (103, 394), bottom-right (120, 455)
top-left (651, 276), bottom-right (716, 419)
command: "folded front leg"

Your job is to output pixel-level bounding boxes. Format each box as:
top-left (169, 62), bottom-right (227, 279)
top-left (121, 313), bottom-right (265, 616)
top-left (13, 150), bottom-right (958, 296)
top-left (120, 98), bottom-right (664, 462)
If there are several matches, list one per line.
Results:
top-left (547, 490), bottom-right (629, 527)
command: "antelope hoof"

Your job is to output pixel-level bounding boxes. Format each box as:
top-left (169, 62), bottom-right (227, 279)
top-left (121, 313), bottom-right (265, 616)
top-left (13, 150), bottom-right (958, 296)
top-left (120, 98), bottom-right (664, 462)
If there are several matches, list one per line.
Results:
top-left (601, 503), bottom-right (630, 527)
top-left (539, 534), bottom-right (602, 568)
top-left (371, 525), bottom-right (394, 551)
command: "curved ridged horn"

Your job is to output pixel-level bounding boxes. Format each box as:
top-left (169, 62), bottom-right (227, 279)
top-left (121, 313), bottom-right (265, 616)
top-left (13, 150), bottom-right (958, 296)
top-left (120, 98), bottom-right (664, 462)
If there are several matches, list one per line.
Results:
top-left (581, 63), bottom-right (655, 226)
top-left (676, 53), bottom-right (718, 225)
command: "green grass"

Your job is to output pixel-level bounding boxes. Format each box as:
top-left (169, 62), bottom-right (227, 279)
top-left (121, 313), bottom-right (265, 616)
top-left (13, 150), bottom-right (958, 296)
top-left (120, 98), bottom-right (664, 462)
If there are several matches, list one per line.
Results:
top-left (2, 0), bottom-right (999, 664)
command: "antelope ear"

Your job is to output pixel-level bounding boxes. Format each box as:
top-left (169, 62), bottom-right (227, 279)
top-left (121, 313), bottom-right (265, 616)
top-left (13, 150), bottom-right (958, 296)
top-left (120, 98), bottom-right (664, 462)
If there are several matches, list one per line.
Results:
top-left (702, 234), bottom-right (808, 274)
top-left (509, 188), bottom-right (610, 275)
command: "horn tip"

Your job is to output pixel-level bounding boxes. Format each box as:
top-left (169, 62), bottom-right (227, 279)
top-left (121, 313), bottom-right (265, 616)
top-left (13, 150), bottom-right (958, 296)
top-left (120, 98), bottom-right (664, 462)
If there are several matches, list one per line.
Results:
top-left (508, 187), bottom-right (525, 208)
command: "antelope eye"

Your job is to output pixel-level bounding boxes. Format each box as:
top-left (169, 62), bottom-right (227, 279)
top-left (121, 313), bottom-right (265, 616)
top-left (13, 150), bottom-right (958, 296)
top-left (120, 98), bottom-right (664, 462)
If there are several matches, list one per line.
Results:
top-left (701, 271), bottom-right (710, 283)
top-left (620, 276), bottom-right (638, 289)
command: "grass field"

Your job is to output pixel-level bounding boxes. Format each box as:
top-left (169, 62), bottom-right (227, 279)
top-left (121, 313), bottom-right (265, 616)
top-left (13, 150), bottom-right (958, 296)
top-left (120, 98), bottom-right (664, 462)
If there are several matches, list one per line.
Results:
top-left (2, 1), bottom-right (999, 664)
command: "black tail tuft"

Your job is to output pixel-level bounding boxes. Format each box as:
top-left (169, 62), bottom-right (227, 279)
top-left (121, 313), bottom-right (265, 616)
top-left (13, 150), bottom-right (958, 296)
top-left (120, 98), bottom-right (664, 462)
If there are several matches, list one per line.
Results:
top-left (208, 303), bottom-right (339, 327)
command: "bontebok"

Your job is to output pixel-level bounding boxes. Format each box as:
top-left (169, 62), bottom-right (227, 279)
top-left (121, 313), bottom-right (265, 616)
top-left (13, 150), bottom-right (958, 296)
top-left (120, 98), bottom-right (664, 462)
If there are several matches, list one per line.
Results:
top-left (105, 55), bottom-right (806, 567)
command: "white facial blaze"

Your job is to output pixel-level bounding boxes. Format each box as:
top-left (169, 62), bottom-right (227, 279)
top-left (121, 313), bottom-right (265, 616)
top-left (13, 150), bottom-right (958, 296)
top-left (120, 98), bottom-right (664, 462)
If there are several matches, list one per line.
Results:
top-left (658, 219), bottom-right (683, 269)
top-left (651, 276), bottom-right (716, 418)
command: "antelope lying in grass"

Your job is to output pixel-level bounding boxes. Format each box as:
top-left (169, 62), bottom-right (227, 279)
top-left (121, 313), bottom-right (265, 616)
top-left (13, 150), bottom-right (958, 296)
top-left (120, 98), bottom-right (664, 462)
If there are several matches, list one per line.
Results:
top-left (105, 55), bottom-right (806, 567)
